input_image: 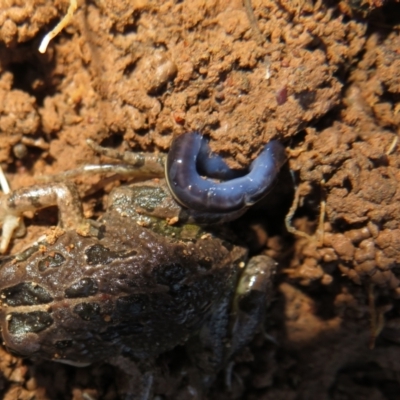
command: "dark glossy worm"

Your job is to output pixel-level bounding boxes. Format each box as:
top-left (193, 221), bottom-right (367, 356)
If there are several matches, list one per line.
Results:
top-left (166, 132), bottom-right (286, 213)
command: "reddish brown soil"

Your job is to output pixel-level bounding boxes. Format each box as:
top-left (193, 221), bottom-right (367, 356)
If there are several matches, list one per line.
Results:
top-left (0, 0), bottom-right (400, 399)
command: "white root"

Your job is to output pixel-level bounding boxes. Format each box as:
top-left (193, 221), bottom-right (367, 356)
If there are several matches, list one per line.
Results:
top-left (39, 0), bottom-right (78, 54)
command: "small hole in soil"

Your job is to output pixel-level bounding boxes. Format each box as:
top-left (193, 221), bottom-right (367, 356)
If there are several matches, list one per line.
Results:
top-left (289, 130), bottom-right (307, 149)
top-left (30, 206), bottom-right (59, 228)
top-left (342, 177), bottom-right (353, 192)
top-left (99, 133), bottom-right (124, 148)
